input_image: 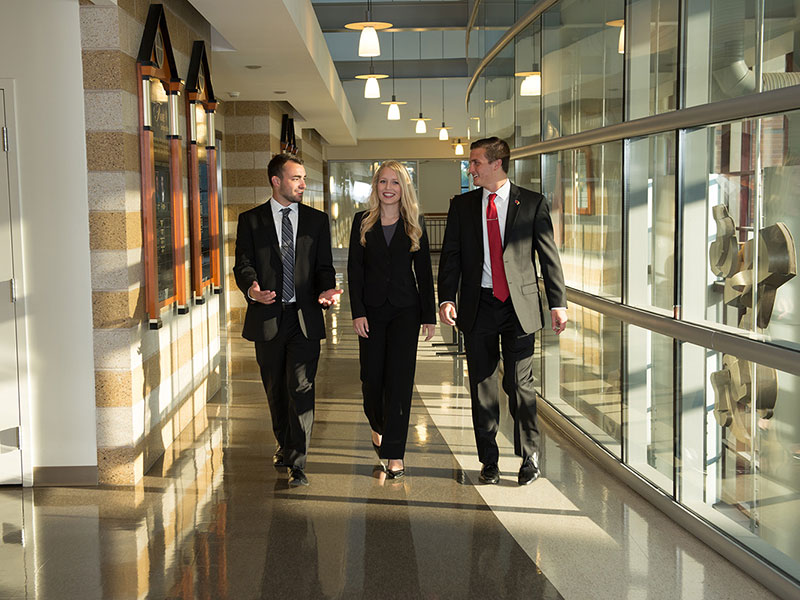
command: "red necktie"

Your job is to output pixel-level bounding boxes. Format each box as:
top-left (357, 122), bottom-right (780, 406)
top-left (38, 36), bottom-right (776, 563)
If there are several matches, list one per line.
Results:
top-left (486, 193), bottom-right (509, 302)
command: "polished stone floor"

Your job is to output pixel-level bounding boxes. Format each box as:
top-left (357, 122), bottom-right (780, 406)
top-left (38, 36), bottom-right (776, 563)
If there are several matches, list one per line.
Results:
top-left (0, 271), bottom-right (779, 599)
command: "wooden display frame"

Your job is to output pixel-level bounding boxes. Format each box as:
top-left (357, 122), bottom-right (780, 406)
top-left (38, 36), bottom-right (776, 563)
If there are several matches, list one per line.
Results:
top-left (136, 4), bottom-right (187, 328)
top-left (185, 41), bottom-right (220, 304)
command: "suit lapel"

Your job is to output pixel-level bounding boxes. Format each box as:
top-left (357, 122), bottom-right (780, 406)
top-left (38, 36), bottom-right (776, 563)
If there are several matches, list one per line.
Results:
top-left (504, 184), bottom-right (521, 248)
top-left (387, 219), bottom-right (406, 252)
top-left (366, 218), bottom-right (390, 254)
top-left (470, 190), bottom-right (483, 254)
top-left (259, 202), bottom-right (280, 256)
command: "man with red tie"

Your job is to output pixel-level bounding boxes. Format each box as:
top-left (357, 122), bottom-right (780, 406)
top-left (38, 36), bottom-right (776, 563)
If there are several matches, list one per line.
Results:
top-left (438, 137), bottom-right (568, 486)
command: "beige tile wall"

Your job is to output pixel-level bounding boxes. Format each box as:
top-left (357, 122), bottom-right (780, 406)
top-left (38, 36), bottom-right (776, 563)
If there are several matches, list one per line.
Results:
top-left (81, 0), bottom-right (222, 484)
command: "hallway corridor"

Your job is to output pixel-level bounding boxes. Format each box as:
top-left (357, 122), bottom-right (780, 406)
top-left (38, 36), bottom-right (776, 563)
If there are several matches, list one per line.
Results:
top-left (0, 273), bottom-right (778, 599)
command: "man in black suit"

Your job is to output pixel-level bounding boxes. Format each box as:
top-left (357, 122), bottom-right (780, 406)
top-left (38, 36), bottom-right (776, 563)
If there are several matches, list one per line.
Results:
top-left (234, 154), bottom-right (342, 486)
top-left (438, 137), bottom-right (567, 486)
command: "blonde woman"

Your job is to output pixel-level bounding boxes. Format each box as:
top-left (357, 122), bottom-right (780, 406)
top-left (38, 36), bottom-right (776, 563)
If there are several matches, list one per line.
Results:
top-left (347, 161), bottom-right (436, 478)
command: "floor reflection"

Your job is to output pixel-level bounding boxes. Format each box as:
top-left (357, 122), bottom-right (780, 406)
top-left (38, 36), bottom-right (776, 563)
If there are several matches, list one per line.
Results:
top-left (0, 271), bottom-right (781, 599)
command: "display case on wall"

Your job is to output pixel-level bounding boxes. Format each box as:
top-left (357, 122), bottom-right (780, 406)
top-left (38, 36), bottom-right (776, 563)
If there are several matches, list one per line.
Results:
top-left (185, 40), bottom-right (220, 304)
top-left (137, 4), bottom-right (187, 328)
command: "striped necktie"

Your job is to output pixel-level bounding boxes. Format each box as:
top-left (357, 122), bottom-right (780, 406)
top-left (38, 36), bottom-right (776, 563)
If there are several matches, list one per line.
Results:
top-left (280, 207), bottom-right (295, 302)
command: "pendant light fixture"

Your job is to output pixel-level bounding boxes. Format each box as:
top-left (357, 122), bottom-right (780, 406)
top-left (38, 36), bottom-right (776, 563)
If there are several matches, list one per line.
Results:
top-left (355, 58), bottom-right (388, 98)
top-left (438, 80), bottom-right (451, 140)
top-left (410, 33), bottom-right (430, 134)
top-left (437, 35), bottom-right (450, 141)
top-left (381, 33), bottom-right (406, 120)
top-left (515, 25), bottom-right (542, 97)
top-left (517, 71), bottom-right (541, 96)
top-left (345, 1), bottom-right (392, 57)
top-left (454, 139), bottom-right (464, 155)
top-left (606, 19), bottom-right (625, 54)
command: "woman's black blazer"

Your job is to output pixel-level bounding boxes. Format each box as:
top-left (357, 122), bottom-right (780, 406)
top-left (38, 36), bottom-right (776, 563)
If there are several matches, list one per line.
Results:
top-left (347, 211), bottom-right (436, 324)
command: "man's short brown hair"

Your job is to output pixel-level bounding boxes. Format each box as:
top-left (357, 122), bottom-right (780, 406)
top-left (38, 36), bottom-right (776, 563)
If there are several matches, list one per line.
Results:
top-left (470, 137), bottom-right (510, 173)
top-left (267, 153), bottom-right (304, 186)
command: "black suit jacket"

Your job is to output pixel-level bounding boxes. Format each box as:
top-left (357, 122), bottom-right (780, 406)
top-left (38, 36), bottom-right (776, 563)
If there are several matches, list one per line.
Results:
top-left (437, 184), bottom-right (566, 334)
top-left (233, 201), bottom-right (336, 341)
top-left (347, 212), bottom-right (436, 325)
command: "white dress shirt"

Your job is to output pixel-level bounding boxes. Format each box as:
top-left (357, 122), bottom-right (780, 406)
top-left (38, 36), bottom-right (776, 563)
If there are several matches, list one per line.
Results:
top-left (480, 179), bottom-right (511, 288)
top-left (271, 198), bottom-right (298, 302)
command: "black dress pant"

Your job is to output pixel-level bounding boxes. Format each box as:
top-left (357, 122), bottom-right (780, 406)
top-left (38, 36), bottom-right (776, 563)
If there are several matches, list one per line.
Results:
top-left (463, 288), bottom-right (539, 465)
top-left (255, 305), bottom-right (320, 470)
top-left (359, 302), bottom-right (421, 460)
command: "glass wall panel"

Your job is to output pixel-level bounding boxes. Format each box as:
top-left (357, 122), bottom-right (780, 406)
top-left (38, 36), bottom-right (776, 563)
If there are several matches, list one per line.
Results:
top-left (542, 142), bottom-right (623, 299)
top-left (626, 132), bottom-right (675, 313)
top-left (625, 0), bottom-right (679, 119)
top-left (513, 157), bottom-right (541, 194)
top-left (514, 21), bottom-right (542, 148)
top-left (328, 161), bottom-right (418, 249)
top-left (542, 305), bottom-right (623, 457)
top-left (684, 0), bottom-right (800, 108)
top-left (681, 110), bottom-right (800, 351)
top-left (485, 40), bottom-right (515, 144)
top-left (625, 325), bottom-right (674, 489)
top-left (542, 0), bottom-right (624, 139)
top-left (680, 342), bottom-right (800, 582)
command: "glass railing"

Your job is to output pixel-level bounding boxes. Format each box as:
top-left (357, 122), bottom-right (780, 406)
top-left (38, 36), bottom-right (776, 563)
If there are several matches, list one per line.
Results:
top-left (468, 0), bottom-right (800, 594)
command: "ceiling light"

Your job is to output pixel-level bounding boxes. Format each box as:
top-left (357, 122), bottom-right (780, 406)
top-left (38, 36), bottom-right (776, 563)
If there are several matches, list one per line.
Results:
top-left (413, 113), bottom-right (430, 134)
top-left (515, 71), bottom-right (541, 96)
top-left (244, 65), bottom-right (262, 70)
top-left (412, 34), bottom-right (429, 135)
top-left (381, 94), bottom-right (406, 120)
top-left (438, 73), bottom-right (450, 141)
top-left (355, 58), bottom-right (388, 98)
top-left (344, 2), bottom-right (392, 57)
top-left (454, 139), bottom-right (464, 155)
top-left (607, 19), bottom-right (625, 54)
top-left (379, 34), bottom-right (406, 121)
top-left (362, 75), bottom-right (382, 98)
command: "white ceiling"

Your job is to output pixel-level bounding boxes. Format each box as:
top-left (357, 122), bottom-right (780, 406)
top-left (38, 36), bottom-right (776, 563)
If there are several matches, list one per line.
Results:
top-left (188, 0), bottom-right (358, 145)
top-left (187, 0), bottom-right (475, 145)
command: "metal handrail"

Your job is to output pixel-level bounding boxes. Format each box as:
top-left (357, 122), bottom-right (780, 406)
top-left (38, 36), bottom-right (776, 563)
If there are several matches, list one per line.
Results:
top-left (511, 84), bottom-right (800, 159)
top-left (566, 288), bottom-right (800, 377)
top-left (465, 0), bottom-right (482, 59)
top-left (465, 0), bottom-right (560, 110)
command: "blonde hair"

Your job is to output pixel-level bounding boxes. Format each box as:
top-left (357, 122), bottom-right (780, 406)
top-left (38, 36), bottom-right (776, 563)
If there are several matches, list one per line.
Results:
top-left (359, 161), bottom-right (423, 251)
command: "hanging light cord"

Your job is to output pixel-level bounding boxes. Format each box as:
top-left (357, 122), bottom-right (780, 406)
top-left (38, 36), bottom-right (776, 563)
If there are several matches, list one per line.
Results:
top-left (441, 80), bottom-right (445, 122)
top-left (391, 32), bottom-right (395, 95)
top-left (418, 32), bottom-right (423, 112)
top-left (441, 31), bottom-right (445, 122)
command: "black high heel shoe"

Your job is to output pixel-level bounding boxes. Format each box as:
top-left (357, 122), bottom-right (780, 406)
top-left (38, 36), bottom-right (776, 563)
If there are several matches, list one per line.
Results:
top-left (386, 461), bottom-right (405, 479)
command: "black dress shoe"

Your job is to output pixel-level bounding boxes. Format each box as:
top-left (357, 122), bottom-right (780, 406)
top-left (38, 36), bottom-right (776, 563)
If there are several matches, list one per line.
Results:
top-left (273, 447), bottom-right (286, 467)
top-left (518, 455), bottom-right (540, 486)
top-left (479, 463), bottom-right (500, 484)
top-left (288, 467), bottom-right (309, 486)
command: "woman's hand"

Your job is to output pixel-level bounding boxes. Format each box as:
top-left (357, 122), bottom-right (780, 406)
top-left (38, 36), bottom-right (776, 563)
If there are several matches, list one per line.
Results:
top-left (421, 323), bottom-right (435, 341)
top-left (353, 317), bottom-right (369, 338)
